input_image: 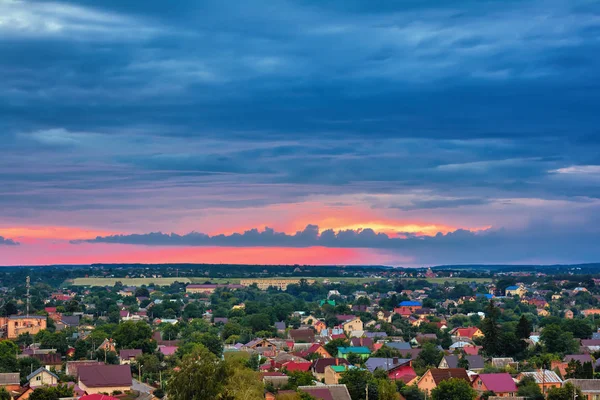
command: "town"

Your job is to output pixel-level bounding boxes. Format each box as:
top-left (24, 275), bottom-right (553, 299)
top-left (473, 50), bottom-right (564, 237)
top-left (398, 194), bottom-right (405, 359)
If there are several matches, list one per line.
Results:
top-left (0, 264), bottom-right (600, 400)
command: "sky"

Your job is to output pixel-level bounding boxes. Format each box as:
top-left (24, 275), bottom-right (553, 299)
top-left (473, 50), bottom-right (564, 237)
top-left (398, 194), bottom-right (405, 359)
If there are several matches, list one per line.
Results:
top-left (1, 0), bottom-right (600, 266)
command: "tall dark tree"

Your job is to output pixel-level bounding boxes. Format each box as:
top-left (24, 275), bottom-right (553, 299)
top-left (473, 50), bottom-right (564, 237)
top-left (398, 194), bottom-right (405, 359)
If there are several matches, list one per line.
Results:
top-left (481, 301), bottom-right (501, 356)
top-left (516, 315), bottom-right (532, 339)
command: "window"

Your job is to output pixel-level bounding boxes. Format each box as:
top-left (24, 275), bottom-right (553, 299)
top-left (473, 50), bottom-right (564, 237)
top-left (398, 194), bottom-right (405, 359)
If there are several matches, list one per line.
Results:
top-left (36, 376), bottom-right (41, 381)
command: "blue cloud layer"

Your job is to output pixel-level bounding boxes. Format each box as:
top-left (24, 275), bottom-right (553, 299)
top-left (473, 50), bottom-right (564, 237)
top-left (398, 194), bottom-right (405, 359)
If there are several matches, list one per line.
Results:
top-left (73, 224), bottom-right (600, 265)
top-left (1, 0), bottom-right (600, 263)
top-left (0, 236), bottom-right (19, 246)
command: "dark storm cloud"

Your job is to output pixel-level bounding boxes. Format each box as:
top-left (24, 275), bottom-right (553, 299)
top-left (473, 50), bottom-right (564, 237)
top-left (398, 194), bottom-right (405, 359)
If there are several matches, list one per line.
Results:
top-left (1, 0), bottom-right (600, 265)
top-left (0, 237), bottom-right (19, 246)
top-left (72, 223), bottom-right (600, 264)
top-left (391, 198), bottom-right (492, 211)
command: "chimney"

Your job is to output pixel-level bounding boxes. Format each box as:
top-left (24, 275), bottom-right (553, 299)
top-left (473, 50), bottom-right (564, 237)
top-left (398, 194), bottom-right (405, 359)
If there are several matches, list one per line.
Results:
top-left (271, 359), bottom-right (275, 368)
top-left (393, 357), bottom-right (398, 365)
top-left (336, 358), bottom-right (339, 366)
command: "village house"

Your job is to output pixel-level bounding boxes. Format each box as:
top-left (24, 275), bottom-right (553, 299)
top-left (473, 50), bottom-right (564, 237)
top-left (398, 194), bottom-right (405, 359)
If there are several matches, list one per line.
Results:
top-left (417, 368), bottom-right (470, 395)
top-left (324, 365), bottom-right (355, 384)
top-left (394, 301), bottom-right (422, 316)
top-left (298, 384), bottom-right (352, 400)
top-left (311, 358), bottom-right (350, 381)
top-left (564, 379), bottom-right (600, 400)
top-left (185, 284), bottom-right (244, 294)
top-left (341, 317), bottom-right (363, 335)
top-left (450, 327), bottom-right (484, 341)
top-left (78, 364), bottom-right (132, 395)
top-left (505, 285), bottom-right (527, 297)
top-left (438, 355), bottom-right (485, 372)
top-left (119, 349), bottom-right (142, 365)
top-left (337, 346), bottom-right (371, 360)
top-left (0, 315), bottom-right (47, 339)
top-left (472, 373), bottom-right (518, 397)
top-left (27, 367), bottom-right (59, 388)
top-left (0, 373), bottom-right (20, 393)
top-left (377, 310), bottom-right (393, 323)
top-left (517, 370), bottom-right (563, 393)
top-left (365, 358), bottom-right (416, 383)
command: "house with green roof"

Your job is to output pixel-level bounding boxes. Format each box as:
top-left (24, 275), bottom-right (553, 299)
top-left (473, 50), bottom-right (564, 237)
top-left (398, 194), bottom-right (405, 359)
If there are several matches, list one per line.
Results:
top-left (337, 346), bottom-right (371, 360)
top-left (319, 299), bottom-right (336, 307)
top-left (325, 364), bottom-right (359, 384)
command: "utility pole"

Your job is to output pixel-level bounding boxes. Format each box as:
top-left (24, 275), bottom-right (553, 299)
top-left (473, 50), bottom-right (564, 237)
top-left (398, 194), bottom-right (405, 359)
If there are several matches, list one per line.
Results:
top-left (26, 276), bottom-right (30, 317)
top-left (138, 363), bottom-right (142, 382)
top-left (365, 383), bottom-right (369, 400)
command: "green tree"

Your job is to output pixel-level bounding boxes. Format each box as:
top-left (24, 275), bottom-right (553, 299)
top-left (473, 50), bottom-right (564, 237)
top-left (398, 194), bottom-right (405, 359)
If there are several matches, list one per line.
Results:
top-left (200, 333), bottom-right (223, 357)
top-left (113, 321), bottom-right (156, 353)
top-left (0, 341), bottom-right (18, 372)
top-left (541, 324), bottom-right (578, 355)
top-left (516, 315), bottom-right (532, 339)
top-left (457, 354), bottom-right (469, 369)
top-left (223, 367), bottom-right (264, 400)
top-left (0, 388), bottom-right (10, 400)
top-left (430, 378), bottom-right (476, 400)
top-left (168, 346), bottom-right (228, 400)
top-left (481, 301), bottom-right (501, 356)
top-left (284, 371), bottom-right (315, 389)
top-left (347, 353), bottom-right (363, 365)
top-left (516, 375), bottom-right (544, 400)
top-left (378, 378), bottom-right (400, 400)
top-left (546, 382), bottom-right (583, 400)
top-left (339, 368), bottom-right (377, 400)
top-left (29, 383), bottom-right (74, 400)
top-left (400, 385), bottom-right (425, 400)
top-left (324, 338), bottom-right (349, 357)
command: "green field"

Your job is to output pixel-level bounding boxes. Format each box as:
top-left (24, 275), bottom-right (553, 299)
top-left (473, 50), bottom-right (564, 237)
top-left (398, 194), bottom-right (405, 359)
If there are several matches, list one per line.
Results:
top-left (69, 277), bottom-right (192, 286)
top-left (402, 277), bottom-right (492, 284)
top-left (68, 275), bottom-right (489, 287)
top-left (68, 276), bottom-right (384, 286)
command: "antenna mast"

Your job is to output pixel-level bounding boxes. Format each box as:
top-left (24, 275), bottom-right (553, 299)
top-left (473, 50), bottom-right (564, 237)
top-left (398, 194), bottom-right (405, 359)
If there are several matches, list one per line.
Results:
top-left (26, 276), bottom-right (30, 317)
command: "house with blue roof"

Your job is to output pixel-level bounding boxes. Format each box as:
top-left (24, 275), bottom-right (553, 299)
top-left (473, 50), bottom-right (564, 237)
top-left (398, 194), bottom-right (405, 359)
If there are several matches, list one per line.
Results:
top-left (394, 301), bottom-right (423, 316)
top-left (505, 285), bottom-right (526, 297)
top-left (399, 301), bottom-right (422, 307)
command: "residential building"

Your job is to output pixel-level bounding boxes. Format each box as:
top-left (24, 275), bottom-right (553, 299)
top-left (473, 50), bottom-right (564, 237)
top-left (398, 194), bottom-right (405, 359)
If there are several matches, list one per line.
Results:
top-left (298, 384), bottom-right (352, 400)
top-left (505, 285), bottom-right (527, 297)
top-left (311, 358), bottom-right (350, 381)
top-left (119, 349), bottom-right (142, 365)
top-left (239, 279), bottom-right (315, 290)
top-left (337, 346), bottom-right (371, 360)
top-left (439, 355), bottom-right (485, 371)
top-left (450, 327), bottom-right (484, 340)
top-left (472, 373), bottom-right (518, 397)
top-left (517, 370), bottom-right (563, 393)
top-left (365, 358), bottom-right (416, 383)
top-left (341, 317), bottom-right (363, 335)
top-left (78, 364), bottom-right (132, 395)
top-left (417, 368), bottom-right (470, 395)
top-left (564, 379), bottom-right (600, 400)
top-left (27, 367), bottom-right (59, 388)
top-left (185, 284), bottom-right (244, 294)
top-left (0, 315), bottom-right (47, 339)
top-left (324, 365), bottom-right (354, 384)
top-left (0, 373), bottom-right (20, 392)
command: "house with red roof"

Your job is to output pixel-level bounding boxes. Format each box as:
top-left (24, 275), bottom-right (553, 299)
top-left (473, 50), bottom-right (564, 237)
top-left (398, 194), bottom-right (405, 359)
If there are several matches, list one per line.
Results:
top-left (472, 373), bottom-right (518, 397)
top-left (296, 343), bottom-right (332, 359)
top-left (450, 327), bottom-right (484, 340)
top-left (283, 361), bottom-right (312, 372)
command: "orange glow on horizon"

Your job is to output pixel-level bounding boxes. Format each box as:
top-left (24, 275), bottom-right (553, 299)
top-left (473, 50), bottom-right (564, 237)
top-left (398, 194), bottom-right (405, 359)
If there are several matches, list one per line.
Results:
top-left (0, 226), bottom-right (117, 240)
top-left (0, 242), bottom-right (377, 266)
